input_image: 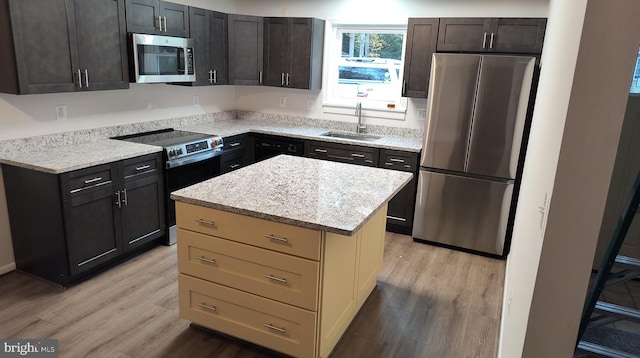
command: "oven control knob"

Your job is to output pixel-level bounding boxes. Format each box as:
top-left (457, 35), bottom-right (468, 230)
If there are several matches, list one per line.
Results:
top-left (168, 149), bottom-right (176, 157)
top-left (176, 148), bottom-right (183, 155)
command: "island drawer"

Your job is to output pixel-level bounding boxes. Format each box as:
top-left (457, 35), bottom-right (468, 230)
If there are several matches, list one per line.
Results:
top-left (179, 274), bottom-right (317, 358)
top-left (176, 202), bottom-right (322, 260)
top-left (178, 229), bottom-right (320, 311)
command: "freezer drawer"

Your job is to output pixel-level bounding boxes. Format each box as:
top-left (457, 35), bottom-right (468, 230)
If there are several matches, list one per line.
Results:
top-left (412, 170), bottom-right (513, 256)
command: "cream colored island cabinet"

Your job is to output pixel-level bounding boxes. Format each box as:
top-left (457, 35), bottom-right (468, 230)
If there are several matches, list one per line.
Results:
top-left (171, 155), bottom-right (412, 358)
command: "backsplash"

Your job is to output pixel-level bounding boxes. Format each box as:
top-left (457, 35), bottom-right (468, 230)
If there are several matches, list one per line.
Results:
top-left (236, 111), bottom-right (424, 138)
top-left (0, 111), bottom-right (423, 157)
top-left (0, 111), bottom-right (235, 157)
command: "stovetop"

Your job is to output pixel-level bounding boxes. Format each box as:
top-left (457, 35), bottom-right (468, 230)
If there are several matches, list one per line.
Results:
top-left (113, 128), bottom-right (224, 166)
top-left (113, 128), bottom-right (213, 147)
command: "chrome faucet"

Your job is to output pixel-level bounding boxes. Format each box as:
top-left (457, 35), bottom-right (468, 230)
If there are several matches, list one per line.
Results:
top-left (355, 102), bottom-right (366, 133)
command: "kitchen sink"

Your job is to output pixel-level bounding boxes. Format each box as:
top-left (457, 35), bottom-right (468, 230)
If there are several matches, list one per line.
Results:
top-left (320, 131), bottom-right (382, 141)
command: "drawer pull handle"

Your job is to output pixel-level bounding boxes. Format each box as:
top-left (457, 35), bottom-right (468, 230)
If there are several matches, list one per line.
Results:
top-left (196, 256), bottom-right (217, 265)
top-left (135, 164), bottom-right (151, 171)
top-left (264, 323), bottom-right (286, 334)
top-left (264, 274), bottom-right (288, 284)
top-left (387, 215), bottom-right (407, 222)
top-left (229, 142), bottom-right (241, 147)
top-left (264, 234), bottom-right (288, 243)
top-left (314, 148), bottom-right (328, 153)
top-left (230, 164), bottom-right (240, 169)
top-left (389, 158), bottom-right (405, 163)
top-left (195, 219), bottom-right (215, 227)
top-left (197, 302), bottom-right (217, 312)
top-left (84, 177), bottom-right (102, 184)
top-left (351, 153), bottom-right (365, 158)
top-left (385, 162), bottom-right (393, 166)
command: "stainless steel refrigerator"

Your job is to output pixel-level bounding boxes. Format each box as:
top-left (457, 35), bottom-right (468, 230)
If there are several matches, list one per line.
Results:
top-left (412, 53), bottom-right (536, 256)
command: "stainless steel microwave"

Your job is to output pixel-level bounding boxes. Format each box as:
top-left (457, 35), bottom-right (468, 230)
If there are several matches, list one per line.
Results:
top-left (129, 33), bottom-right (195, 83)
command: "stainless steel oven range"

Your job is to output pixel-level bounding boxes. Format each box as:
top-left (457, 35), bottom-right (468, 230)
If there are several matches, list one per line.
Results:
top-left (114, 128), bottom-right (223, 244)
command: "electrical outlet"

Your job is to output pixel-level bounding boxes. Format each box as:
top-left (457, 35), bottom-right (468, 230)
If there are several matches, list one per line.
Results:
top-left (417, 108), bottom-right (427, 119)
top-left (279, 96), bottom-right (286, 108)
top-left (193, 95), bottom-right (199, 105)
top-left (55, 104), bottom-right (67, 120)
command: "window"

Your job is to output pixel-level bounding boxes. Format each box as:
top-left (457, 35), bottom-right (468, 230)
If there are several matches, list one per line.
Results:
top-left (323, 23), bottom-right (407, 118)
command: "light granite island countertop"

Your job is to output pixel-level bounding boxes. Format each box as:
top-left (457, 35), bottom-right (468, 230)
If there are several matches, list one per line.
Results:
top-left (170, 154), bottom-right (413, 236)
top-left (171, 154), bottom-right (413, 358)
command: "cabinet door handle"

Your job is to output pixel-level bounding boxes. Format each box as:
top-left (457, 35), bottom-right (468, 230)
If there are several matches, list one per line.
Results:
top-left (264, 323), bottom-right (286, 334)
top-left (489, 32), bottom-right (495, 49)
top-left (115, 191), bottom-right (122, 208)
top-left (482, 32), bottom-right (488, 49)
top-left (77, 69), bottom-right (83, 88)
top-left (264, 234), bottom-right (288, 243)
top-left (196, 256), bottom-right (216, 264)
top-left (163, 16), bottom-right (167, 32)
top-left (136, 164), bottom-right (151, 171)
top-left (389, 158), bottom-right (405, 163)
top-left (281, 73), bottom-right (285, 86)
top-left (264, 274), bottom-right (288, 284)
top-left (229, 142), bottom-right (241, 147)
top-left (259, 71), bottom-right (263, 84)
top-left (402, 80), bottom-right (406, 96)
top-left (195, 218), bottom-right (216, 227)
top-left (84, 69), bottom-right (89, 87)
top-left (351, 153), bottom-right (365, 158)
top-left (197, 302), bottom-right (217, 312)
top-left (84, 177), bottom-right (103, 184)
top-left (213, 69), bottom-right (217, 84)
top-left (157, 15), bottom-right (162, 31)
top-left (285, 73), bottom-right (290, 86)
top-left (208, 70), bottom-right (214, 83)
top-left (122, 189), bottom-right (128, 206)
top-left (314, 148), bottom-right (328, 153)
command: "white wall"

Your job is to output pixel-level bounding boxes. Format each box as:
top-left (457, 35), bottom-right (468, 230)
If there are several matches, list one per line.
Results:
top-left (234, 0), bottom-right (549, 130)
top-left (499, 0), bottom-right (640, 356)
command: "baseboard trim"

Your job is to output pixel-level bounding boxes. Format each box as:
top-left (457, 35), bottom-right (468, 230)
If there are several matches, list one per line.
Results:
top-left (0, 262), bottom-right (16, 275)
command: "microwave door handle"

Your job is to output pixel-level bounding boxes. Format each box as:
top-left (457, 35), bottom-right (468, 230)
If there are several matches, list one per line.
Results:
top-left (177, 48), bottom-right (185, 74)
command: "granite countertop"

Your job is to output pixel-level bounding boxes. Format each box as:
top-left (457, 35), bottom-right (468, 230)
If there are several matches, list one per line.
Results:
top-left (170, 155), bottom-right (413, 236)
top-left (179, 119), bottom-right (423, 153)
top-left (0, 117), bottom-right (422, 174)
top-left (0, 140), bottom-right (162, 174)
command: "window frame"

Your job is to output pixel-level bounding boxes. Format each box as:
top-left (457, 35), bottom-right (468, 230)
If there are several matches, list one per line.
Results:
top-left (322, 20), bottom-right (408, 120)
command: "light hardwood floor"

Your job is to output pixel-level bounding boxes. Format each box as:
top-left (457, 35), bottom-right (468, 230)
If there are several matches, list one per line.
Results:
top-left (0, 232), bottom-right (506, 357)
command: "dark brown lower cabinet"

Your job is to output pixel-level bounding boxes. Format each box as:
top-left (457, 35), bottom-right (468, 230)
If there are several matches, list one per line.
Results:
top-left (379, 150), bottom-right (419, 235)
top-left (2, 152), bottom-right (165, 286)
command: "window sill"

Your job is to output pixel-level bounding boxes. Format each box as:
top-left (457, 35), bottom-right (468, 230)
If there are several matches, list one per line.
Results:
top-left (322, 102), bottom-right (407, 121)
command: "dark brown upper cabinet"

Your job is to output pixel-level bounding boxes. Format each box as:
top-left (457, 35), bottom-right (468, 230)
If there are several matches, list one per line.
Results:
top-left (437, 18), bottom-right (546, 54)
top-left (402, 18), bottom-right (439, 98)
top-left (0, 0), bottom-right (129, 94)
top-left (179, 7), bottom-right (228, 86)
top-left (263, 17), bottom-right (324, 90)
top-left (125, 0), bottom-right (189, 37)
top-left (228, 14), bottom-right (264, 86)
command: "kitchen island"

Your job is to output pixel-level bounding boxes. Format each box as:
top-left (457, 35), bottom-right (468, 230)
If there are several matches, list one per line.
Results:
top-left (170, 155), bottom-right (412, 358)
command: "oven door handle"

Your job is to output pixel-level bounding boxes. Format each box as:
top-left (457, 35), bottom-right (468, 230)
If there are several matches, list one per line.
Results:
top-left (166, 149), bottom-right (222, 169)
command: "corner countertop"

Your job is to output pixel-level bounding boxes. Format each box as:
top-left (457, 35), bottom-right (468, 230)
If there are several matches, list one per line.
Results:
top-left (170, 155), bottom-right (413, 236)
top-left (0, 140), bottom-right (162, 174)
top-left (179, 119), bottom-right (423, 153)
